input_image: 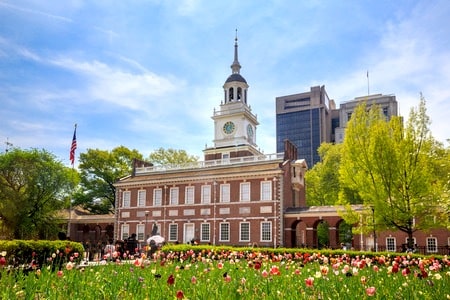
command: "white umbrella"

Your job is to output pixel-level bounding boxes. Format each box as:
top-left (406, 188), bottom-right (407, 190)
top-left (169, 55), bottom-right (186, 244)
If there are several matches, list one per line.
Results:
top-left (147, 235), bottom-right (165, 245)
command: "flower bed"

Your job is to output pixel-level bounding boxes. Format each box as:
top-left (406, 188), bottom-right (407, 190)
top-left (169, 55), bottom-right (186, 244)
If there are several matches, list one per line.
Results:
top-left (1, 245), bottom-right (449, 299)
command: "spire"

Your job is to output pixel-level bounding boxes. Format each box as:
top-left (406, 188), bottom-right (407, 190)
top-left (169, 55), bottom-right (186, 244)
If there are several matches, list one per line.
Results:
top-left (231, 29), bottom-right (241, 74)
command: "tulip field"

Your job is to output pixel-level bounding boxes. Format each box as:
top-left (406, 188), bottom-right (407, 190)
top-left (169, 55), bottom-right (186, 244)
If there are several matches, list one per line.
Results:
top-left (1, 247), bottom-right (450, 299)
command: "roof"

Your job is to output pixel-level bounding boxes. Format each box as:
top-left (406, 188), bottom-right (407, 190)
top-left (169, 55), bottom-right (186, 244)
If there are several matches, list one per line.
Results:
top-left (225, 73), bottom-right (247, 83)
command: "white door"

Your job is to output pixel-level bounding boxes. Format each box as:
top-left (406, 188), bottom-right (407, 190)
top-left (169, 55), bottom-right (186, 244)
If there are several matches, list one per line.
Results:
top-left (184, 223), bottom-right (195, 244)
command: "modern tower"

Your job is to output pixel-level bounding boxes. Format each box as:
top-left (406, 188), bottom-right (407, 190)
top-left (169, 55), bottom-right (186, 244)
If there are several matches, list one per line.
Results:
top-left (334, 94), bottom-right (398, 143)
top-left (275, 86), bottom-right (335, 167)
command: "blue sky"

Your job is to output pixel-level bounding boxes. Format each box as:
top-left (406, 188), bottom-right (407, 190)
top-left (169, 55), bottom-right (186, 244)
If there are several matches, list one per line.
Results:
top-left (1, 0), bottom-right (449, 166)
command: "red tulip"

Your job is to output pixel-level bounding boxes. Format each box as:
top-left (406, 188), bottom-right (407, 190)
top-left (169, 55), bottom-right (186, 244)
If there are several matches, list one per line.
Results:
top-left (176, 290), bottom-right (184, 299)
top-left (305, 277), bottom-right (314, 288)
top-left (167, 274), bottom-right (175, 285)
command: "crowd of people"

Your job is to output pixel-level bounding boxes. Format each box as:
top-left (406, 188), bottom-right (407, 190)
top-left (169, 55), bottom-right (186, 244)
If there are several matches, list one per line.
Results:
top-left (82, 233), bottom-right (163, 261)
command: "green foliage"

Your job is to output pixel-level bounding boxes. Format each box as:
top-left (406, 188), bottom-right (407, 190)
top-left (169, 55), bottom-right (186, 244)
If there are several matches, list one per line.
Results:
top-left (306, 143), bottom-right (347, 206)
top-left (339, 96), bottom-right (449, 246)
top-left (0, 148), bottom-right (75, 239)
top-left (0, 245), bottom-right (449, 299)
top-left (148, 147), bottom-right (199, 166)
top-left (317, 221), bottom-right (330, 248)
top-left (0, 240), bottom-right (84, 267)
top-left (74, 146), bottom-right (143, 214)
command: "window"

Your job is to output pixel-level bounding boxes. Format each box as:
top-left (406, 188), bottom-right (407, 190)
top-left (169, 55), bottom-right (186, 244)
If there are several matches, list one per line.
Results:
top-left (426, 237), bottom-right (437, 253)
top-left (386, 237), bottom-right (396, 252)
top-left (122, 191), bottom-right (131, 207)
top-left (169, 224), bottom-right (178, 242)
top-left (185, 186), bottom-right (195, 204)
top-left (137, 224), bottom-right (145, 241)
top-left (240, 222), bottom-right (250, 242)
top-left (260, 181), bottom-right (272, 201)
top-left (220, 184), bottom-right (230, 203)
top-left (169, 187), bottom-right (179, 205)
top-left (137, 190), bottom-right (146, 207)
top-left (201, 223), bottom-right (210, 242)
top-left (261, 222), bottom-right (272, 242)
top-left (382, 107), bottom-right (389, 118)
top-left (121, 224), bottom-right (129, 240)
top-left (201, 185), bottom-right (211, 204)
top-left (153, 189), bottom-right (162, 206)
top-left (219, 222), bottom-right (230, 242)
top-left (240, 182), bottom-right (250, 202)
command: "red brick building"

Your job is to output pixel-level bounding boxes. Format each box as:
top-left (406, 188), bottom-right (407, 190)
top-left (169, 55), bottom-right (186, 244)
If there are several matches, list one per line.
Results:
top-left (111, 37), bottom-right (449, 254)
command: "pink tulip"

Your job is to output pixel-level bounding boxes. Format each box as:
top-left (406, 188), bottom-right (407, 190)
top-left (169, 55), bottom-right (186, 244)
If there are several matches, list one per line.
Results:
top-left (366, 287), bottom-right (376, 296)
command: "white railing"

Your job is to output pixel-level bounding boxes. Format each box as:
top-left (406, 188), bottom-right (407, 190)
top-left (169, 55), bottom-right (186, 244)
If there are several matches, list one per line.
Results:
top-left (135, 153), bottom-right (284, 174)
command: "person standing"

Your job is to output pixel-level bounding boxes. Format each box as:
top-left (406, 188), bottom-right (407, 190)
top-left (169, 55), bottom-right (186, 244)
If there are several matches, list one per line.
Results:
top-left (127, 233), bottom-right (138, 256)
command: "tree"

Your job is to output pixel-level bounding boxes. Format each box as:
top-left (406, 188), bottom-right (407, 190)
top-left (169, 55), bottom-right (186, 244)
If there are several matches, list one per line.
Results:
top-left (306, 143), bottom-right (343, 206)
top-left (339, 96), bottom-right (448, 250)
top-left (148, 148), bottom-right (199, 166)
top-left (0, 148), bottom-right (74, 239)
top-left (74, 146), bottom-right (143, 214)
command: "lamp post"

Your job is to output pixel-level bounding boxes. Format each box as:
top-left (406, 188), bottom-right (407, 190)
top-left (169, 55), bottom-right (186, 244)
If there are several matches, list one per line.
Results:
top-left (371, 206), bottom-right (377, 252)
top-left (145, 211), bottom-right (149, 239)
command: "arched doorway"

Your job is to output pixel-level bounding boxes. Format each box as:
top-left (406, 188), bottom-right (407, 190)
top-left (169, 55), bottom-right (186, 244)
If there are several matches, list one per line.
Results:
top-left (288, 220), bottom-right (307, 248)
top-left (316, 220), bottom-right (330, 249)
top-left (338, 220), bottom-right (353, 249)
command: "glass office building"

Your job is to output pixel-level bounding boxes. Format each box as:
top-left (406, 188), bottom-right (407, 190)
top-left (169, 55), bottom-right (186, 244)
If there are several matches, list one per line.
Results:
top-left (276, 86), bottom-right (335, 167)
top-left (276, 87), bottom-right (398, 168)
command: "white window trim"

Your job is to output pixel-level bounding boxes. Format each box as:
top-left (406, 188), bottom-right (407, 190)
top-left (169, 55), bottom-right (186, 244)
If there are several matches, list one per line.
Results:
top-left (200, 223), bottom-right (210, 242)
top-left (169, 187), bottom-right (179, 205)
top-left (386, 237), bottom-right (396, 252)
top-left (239, 222), bottom-right (250, 242)
top-left (260, 181), bottom-right (272, 201)
top-left (137, 190), bottom-right (146, 207)
top-left (153, 188), bottom-right (162, 206)
top-left (220, 184), bottom-right (230, 203)
top-left (169, 224), bottom-right (178, 242)
top-left (426, 237), bottom-right (438, 253)
top-left (122, 191), bottom-right (131, 207)
top-left (240, 182), bottom-right (250, 202)
top-left (219, 222), bottom-right (230, 242)
top-left (121, 224), bottom-right (129, 240)
top-left (260, 221), bottom-right (272, 242)
top-left (201, 185), bottom-right (211, 204)
top-left (185, 186), bottom-right (195, 204)
top-left (137, 224), bottom-right (145, 241)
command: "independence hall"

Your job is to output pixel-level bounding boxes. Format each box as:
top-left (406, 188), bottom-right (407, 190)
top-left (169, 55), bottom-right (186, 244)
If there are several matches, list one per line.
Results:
top-left (68, 37), bottom-right (448, 254)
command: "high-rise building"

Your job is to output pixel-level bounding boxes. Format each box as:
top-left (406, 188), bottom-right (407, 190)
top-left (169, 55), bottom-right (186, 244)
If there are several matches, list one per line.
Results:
top-left (276, 86), bottom-right (336, 167)
top-left (334, 94), bottom-right (398, 143)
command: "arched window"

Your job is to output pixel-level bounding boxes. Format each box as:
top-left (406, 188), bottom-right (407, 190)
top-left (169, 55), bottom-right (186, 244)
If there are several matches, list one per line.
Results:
top-left (237, 87), bottom-right (242, 100)
top-left (229, 87), bottom-right (234, 100)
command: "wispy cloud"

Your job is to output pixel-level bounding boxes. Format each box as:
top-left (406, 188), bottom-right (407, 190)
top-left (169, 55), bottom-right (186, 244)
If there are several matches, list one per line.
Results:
top-left (50, 57), bottom-right (180, 111)
top-left (0, 1), bottom-right (72, 23)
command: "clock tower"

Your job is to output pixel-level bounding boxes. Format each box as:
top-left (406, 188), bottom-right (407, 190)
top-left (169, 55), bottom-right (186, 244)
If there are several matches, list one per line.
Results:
top-left (204, 34), bottom-right (263, 161)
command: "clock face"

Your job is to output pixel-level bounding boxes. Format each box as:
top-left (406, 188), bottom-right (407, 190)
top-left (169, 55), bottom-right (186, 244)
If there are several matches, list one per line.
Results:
top-left (223, 121), bottom-right (235, 134)
top-left (247, 124), bottom-right (254, 139)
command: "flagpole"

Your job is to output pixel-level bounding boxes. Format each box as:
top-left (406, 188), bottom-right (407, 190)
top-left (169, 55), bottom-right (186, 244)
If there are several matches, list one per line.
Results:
top-left (367, 70), bottom-right (370, 96)
top-left (68, 123), bottom-right (77, 239)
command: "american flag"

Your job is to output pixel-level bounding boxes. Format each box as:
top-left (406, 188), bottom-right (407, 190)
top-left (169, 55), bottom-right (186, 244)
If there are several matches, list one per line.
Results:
top-left (70, 124), bottom-right (77, 165)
